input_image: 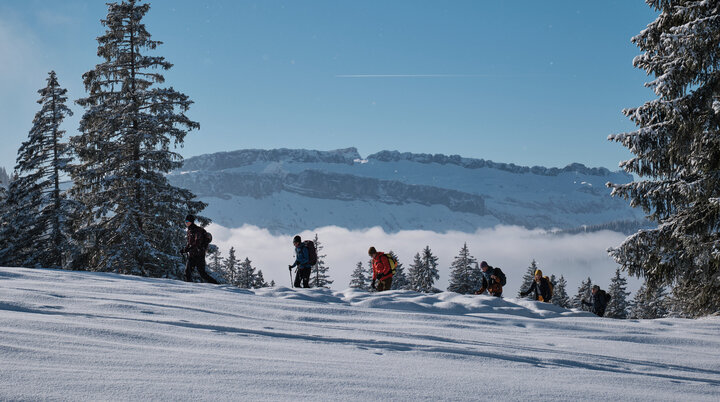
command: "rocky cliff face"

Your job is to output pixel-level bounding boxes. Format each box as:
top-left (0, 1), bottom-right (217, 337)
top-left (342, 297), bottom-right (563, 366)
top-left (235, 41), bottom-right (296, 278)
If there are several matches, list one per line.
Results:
top-left (168, 148), bottom-right (645, 234)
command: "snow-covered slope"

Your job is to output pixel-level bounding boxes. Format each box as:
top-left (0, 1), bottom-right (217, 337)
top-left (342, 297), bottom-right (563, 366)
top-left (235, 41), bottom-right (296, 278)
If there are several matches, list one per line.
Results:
top-left (168, 148), bottom-right (647, 234)
top-left (1, 267), bottom-right (718, 401)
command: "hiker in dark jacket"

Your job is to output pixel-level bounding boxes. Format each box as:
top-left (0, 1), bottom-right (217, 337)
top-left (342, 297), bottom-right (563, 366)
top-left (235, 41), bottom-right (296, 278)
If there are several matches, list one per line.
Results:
top-left (582, 285), bottom-right (610, 317)
top-left (181, 214), bottom-right (218, 284)
top-left (520, 269), bottom-right (552, 302)
top-left (475, 261), bottom-right (504, 297)
top-left (288, 235), bottom-right (311, 288)
top-left (369, 247), bottom-right (393, 292)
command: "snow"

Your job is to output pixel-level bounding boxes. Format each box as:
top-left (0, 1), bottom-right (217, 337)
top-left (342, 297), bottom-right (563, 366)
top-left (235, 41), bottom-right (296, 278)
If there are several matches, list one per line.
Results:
top-left (2, 267), bottom-right (718, 401)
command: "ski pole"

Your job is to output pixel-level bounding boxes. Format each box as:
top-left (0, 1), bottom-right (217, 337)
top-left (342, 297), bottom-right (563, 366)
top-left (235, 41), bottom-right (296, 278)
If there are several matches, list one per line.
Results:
top-left (290, 267), bottom-right (294, 288)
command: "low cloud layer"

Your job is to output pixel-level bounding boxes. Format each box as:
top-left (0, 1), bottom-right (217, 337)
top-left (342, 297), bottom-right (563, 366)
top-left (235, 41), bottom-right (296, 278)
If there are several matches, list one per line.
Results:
top-left (207, 224), bottom-right (639, 297)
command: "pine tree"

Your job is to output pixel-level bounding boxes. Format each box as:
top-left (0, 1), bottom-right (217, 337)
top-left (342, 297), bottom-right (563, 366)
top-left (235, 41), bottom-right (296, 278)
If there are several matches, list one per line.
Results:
top-left (1, 71), bottom-right (75, 269)
top-left (388, 251), bottom-right (410, 290)
top-left (606, 268), bottom-right (631, 319)
top-left (409, 246), bottom-right (440, 293)
top-left (518, 260), bottom-right (539, 298)
top-left (70, 0), bottom-right (205, 277)
top-left (551, 275), bottom-right (571, 308)
top-left (573, 277), bottom-right (593, 310)
top-left (349, 261), bottom-right (368, 290)
top-left (309, 234), bottom-right (333, 288)
top-left (269, 279), bottom-right (276, 287)
top-left (253, 269), bottom-right (269, 288)
top-left (207, 246), bottom-right (222, 278)
top-left (222, 247), bottom-right (238, 285)
top-left (447, 243), bottom-right (480, 294)
top-left (607, 1), bottom-right (720, 317)
top-left (237, 257), bottom-right (257, 289)
top-left (630, 280), bottom-right (669, 319)
top-left (366, 259), bottom-right (376, 292)
top-left (0, 167), bottom-right (9, 188)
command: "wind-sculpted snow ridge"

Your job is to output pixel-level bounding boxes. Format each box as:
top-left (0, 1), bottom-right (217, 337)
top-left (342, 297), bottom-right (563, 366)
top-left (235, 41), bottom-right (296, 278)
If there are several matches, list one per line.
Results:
top-left (254, 286), bottom-right (591, 319)
top-left (1, 267), bottom-right (719, 401)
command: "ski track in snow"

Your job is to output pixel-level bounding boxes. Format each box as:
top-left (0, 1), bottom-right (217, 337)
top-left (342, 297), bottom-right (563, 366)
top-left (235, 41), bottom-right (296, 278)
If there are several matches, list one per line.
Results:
top-left (0, 267), bottom-right (718, 401)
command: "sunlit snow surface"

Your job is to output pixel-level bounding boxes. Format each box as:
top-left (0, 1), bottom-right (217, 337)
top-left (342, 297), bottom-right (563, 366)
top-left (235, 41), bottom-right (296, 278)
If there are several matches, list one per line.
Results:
top-left (1, 267), bottom-right (718, 401)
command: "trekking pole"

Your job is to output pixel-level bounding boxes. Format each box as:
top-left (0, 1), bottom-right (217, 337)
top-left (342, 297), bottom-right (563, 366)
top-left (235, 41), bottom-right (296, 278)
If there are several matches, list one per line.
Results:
top-left (290, 267), bottom-right (294, 288)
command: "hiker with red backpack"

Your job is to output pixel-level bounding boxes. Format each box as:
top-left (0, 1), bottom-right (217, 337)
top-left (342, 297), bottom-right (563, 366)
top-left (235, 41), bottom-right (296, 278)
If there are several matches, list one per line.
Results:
top-left (520, 269), bottom-right (553, 302)
top-left (368, 247), bottom-right (394, 292)
top-left (181, 214), bottom-right (218, 284)
top-left (582, 285), bottom-right (611, 317)
top-left (289, 235), bottom-right (314, 288)
top-left (475, 261), bottom-right (506, 297)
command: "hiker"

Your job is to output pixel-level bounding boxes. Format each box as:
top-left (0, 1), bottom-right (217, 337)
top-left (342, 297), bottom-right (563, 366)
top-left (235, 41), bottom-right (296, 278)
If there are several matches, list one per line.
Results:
top-left (288, 235), bottom-right (311, 288)
top-left (368, 247), bottom-right (393, 292)
top-left (582, 285), bottom-right (611, 317)
top-left (181, 214), bottom-right (218, 284)
top-left (520, 269), bottom-right (553, 302)
top-left (475, 261), bottom-right (506, 297)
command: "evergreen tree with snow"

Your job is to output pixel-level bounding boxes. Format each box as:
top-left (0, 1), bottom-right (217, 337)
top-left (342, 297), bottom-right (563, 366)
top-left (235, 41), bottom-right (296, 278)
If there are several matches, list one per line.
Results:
top-left (606, 268), bottom-right (631, 319)
top-left (630, 280), bottom-right (669, 319)
top-left (0, 71), bottom-right (75, 269)
top-left (349, 261), bottom-right (368, 290)
top-left (518, 260), bottom-right (539, 298)
top-left (207, 246), bottom-right (222, 277)
top-left (237, 257), bottom-right (257, 289)
top-left (366, 259), bottom-right (377, 292)
top-left (607, 1), bottom-right (720, 317)
top-left (309, 234), bottom-right (333, 288)
top-left (222, 247), bottom-right (238, 285)
top-left (551, 275), bottom-right (571, 308)
top-left (70, 0), bottom-right (205, 277)
top-left (0, 167), bottom-right (9, 188)
top-left (573, 277), bottom-right (593, 310)
top-left (388, 250), bottom-right (409, 290)
top-left (447, 243), bottom-right (480, 294)
top-left (253, 270), bottom-right (269, 288)
top-left (409, 246), bottom-right (440, 293)
top-left (269, 279), bottom-right (276, 287)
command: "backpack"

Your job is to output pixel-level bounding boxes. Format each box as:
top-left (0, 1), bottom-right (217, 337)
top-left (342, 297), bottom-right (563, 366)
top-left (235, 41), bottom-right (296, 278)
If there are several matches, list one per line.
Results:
top-left (494, 268), bottom-right (507, 287)
top-left (304, 240), bottom-right (318, 266)
top-left (545, 276), bottom-right (554, 299)
top-left (202, 230), bottom-right (213, 250)
top-left (386, 255), bottom-right (398, 276)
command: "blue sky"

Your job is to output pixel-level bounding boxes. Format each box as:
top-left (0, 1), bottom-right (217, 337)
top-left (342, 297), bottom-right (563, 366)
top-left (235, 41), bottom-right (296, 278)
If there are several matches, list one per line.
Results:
top-left (0, 0), bottom-right (658, 172)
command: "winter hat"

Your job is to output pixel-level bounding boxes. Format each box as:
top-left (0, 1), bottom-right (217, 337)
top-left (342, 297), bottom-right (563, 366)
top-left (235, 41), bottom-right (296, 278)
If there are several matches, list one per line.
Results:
top-left (480, 261), bottom-right (489, 269)
top-left (368, 247), bottom-right (377, 256)
top-left (293, 235), bottom-right (302, 244)
top-left (185, 214), bottom-right (195, 223)
top-left (535, 269), bottom-right (543, 277)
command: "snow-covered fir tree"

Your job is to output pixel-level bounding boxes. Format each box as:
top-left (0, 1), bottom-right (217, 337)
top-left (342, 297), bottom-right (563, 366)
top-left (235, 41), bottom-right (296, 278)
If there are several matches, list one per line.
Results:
top-left (551, 275), bottom-right (571, 308)
top-left (309, 234), bottom-right (333, 288)
top-left (518, 260), bottom-right (539, 298)
top-left (0, 71), bottom-right (75, 269)
top-left (237, 257), bottom-right (257, 289)
top-left (388, 250), bottom-right (409, 290)
top-left (0, 167), bottom-right (9, 188)
top-left (70, 0), bottom-right (205, 277)
top-left (573, 277), bottom-right (593, 310)
top-left (349, 261), bottom-right (368, 290)
top-left (207, 246), bottom-right (222, 277)
top-left (408, 246), bottom-right (440, 293)
top-left (269, 279), bottom-right (276, 287)
top-left (447, 243), bottom-right (480, 294)
top-left (366, 259), bottom-right (376, 292)
top-left (606, 268), bottom-right (631, 319)
top-left (630, 280), bottom-right (669, 319)
top-left (607, 1), bottom-right (720, 317)
top-left (222, 247), bottom-right (238, 285)
top-left (253, 270), bottom-right (269, 288)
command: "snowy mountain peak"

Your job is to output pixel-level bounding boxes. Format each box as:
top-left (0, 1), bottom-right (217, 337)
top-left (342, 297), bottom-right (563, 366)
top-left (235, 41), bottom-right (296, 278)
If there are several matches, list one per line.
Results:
top-left (181, 147), bottom-right (362, 172)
